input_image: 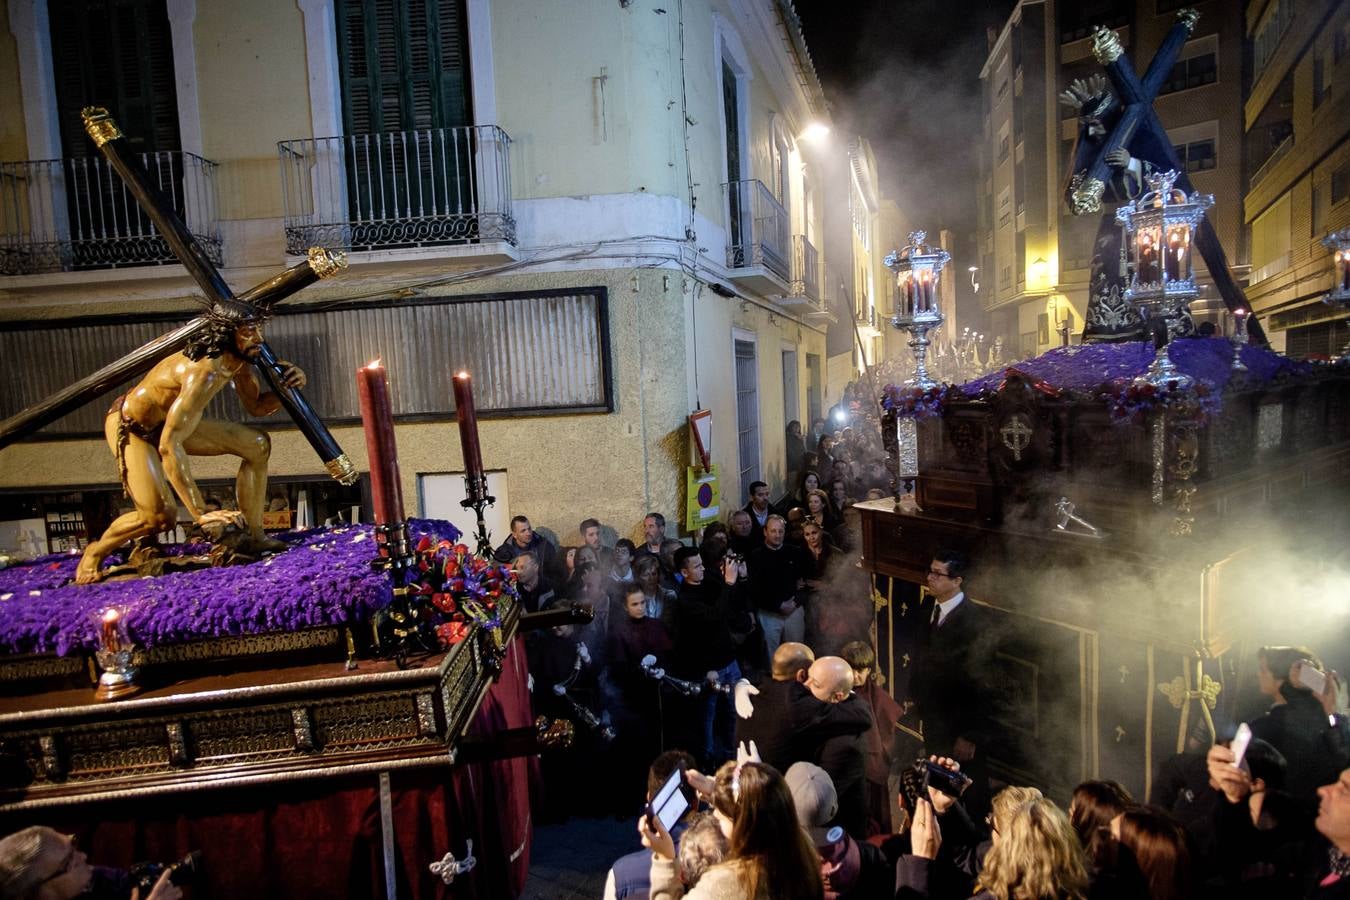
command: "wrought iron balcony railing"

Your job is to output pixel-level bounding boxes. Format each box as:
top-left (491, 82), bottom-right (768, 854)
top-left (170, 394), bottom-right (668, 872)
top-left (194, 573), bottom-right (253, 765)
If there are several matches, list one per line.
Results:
top-left (278, 125), bottom-right (515, 255)
top-left (724, 179), bottom-right (790, 281)
top-left (790, 234), bottom-right (821, 302)
top-left (0, 151), bottom-right (221, 276)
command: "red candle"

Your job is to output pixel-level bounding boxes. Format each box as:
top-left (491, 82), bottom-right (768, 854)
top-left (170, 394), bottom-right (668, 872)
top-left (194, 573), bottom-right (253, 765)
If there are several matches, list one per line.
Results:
top-left (453, 370), bottom-right (485, 483)
top-left (356, 360), bottom-right (404, 525)
top-left (101, 608), bottom-right (120, 652)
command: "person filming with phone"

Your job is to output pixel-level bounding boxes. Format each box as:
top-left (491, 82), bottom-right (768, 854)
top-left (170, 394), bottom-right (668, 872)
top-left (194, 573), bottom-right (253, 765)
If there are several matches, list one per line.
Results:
top-left (0, 827), bottom-right (184, 900)
top-left (638, 759), bottom-right (823, 900)
top-left (1250, 646), bottom-right (1349, 808)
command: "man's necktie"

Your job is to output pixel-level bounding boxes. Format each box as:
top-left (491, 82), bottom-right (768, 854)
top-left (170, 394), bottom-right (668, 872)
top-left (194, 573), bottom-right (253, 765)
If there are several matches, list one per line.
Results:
top-left (930, 603), bottom-right (941, 628)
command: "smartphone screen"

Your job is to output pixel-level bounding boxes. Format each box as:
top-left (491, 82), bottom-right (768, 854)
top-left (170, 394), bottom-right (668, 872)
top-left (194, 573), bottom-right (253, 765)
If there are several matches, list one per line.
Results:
top-left (648, 768), bottom-right (690, 833)
top-left (1230, 722), bottom-right (1252, 769)
top-left (1299, 662), bottom-right (1327, 695)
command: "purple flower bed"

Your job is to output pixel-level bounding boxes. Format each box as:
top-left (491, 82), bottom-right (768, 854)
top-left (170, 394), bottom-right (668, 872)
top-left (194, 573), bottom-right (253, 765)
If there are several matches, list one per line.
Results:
top-left (958, 338), bottom-right (1309, 401)
top-left (880, 384), bottom-right (952, 419)
top-left (0, 518), bottom-right (460, 657)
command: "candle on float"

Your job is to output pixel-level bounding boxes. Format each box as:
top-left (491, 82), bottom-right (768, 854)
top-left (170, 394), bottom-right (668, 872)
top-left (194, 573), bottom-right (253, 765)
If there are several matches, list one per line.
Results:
top-left (101, 608), bottom-right (120, 652)
top-left (356, 359), bottom-right (404, 525)
top-left (453, 370), bottom-right (485, 484)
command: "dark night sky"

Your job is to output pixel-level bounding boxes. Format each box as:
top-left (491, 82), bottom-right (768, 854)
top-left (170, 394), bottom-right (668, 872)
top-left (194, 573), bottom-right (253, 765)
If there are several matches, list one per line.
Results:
top-left (796, 0), bottom-right (1018, 236)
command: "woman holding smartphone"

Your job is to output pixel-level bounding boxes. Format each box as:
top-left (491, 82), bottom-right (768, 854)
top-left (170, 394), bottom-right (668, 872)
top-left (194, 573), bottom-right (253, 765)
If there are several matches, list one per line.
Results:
top-left (639, 760), bottom-right (823, 899)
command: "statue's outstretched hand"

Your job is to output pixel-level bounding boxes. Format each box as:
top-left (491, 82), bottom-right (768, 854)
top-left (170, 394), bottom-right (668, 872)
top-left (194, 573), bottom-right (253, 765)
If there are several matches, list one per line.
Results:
top-left (197, 509), bottom-right (247, 541)
top-left (275, 361), bottom-right (307, 390)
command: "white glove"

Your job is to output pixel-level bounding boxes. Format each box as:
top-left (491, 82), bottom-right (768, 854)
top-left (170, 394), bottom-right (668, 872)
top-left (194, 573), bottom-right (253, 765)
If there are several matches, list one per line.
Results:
top-left (640, 654), bottom-right (658, 670)
top-left (734, 679), bottom-right (760, 719)
top-left (736, 739), bottom-right (761, 765)
top-left (578, 643), bottom-right (591, 665)
top-left (552, 683), bottom-right (566, 696)
top-left (527, 673), bottom-right (534, 693)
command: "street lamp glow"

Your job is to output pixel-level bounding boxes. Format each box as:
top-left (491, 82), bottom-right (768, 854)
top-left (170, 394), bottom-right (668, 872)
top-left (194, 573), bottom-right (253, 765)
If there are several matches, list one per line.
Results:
top-left (800, 122), bottom-right (830, 143)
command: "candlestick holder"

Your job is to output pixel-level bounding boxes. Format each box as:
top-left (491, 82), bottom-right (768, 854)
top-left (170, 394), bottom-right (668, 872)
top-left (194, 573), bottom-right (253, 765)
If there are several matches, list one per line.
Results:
top-left (372, 521), bottom-right (415, 573)
top-left (885, 231), bottom-right (950, 391)
top-left (1230, 311), bottom-right (1249, 372)
top-left (460, 473), bottom-right (497, 560)
top-left (368, 519), bottom-right (439, 667)
top-left (93, 607), bottom-right (139, 701)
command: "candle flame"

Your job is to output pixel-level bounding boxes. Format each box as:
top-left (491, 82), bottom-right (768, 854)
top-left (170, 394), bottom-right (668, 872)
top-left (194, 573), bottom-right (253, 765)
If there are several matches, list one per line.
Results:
top-left (102, 608), bottom-right (119, 624)
top-left (365, 358), bottom-right (382, 369)
top-left (455, 370), bottom-right (470, 380)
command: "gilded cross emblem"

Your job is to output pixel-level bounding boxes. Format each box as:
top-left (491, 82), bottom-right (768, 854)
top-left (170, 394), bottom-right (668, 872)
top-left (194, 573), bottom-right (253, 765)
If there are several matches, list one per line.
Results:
top-left (1000, 415), bottom-right (1033, 461)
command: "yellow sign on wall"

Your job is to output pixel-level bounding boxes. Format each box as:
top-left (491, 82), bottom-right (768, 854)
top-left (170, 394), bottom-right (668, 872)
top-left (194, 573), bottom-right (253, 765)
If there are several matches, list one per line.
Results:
top-left (685, 465), bottom-right (721, 531)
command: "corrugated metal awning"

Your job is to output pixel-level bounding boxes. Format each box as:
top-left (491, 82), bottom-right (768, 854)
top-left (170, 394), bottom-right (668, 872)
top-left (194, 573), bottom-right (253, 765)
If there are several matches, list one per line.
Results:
top-left (0, 287), bottom-right (612, 437)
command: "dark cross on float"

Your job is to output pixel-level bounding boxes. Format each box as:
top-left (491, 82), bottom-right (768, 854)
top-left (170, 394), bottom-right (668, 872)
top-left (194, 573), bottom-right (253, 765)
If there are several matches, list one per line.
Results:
top-left (1065, 8), bottom-right (1266, 346)
top-left (0, 108), bottom-right (358, 482)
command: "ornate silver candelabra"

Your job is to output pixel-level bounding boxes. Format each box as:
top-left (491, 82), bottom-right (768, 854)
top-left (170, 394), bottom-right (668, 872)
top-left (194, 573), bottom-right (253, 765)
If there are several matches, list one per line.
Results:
top-left (1115, 170), bottom-right (1213, 389)
top-left (885, 231), bottom-right (951, 390)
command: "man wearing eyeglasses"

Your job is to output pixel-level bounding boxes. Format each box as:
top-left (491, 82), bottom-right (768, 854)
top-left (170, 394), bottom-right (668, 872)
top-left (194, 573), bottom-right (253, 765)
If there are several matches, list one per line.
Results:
top-left (905, 549), bottom-right (995, 816)
top-left (0, 827), bottom-right (180, 900)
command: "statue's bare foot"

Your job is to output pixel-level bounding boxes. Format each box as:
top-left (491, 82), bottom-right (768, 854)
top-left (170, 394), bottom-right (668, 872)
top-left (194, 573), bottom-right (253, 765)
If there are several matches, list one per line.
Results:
top-left (74, 557), bottom-right (104, 584)
top-left (250, 534), bottom-right (290, 554)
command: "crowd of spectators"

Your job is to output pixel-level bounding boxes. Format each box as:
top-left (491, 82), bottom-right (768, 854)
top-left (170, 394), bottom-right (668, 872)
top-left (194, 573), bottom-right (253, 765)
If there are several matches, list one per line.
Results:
top-left (595, 630), bottom-right (1350, 899)
top-left (510, 458), bottom-right (888, 815)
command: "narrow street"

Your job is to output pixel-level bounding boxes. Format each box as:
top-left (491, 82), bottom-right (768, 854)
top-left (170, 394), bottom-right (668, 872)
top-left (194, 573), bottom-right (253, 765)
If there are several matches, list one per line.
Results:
top-left (521, 816), bottom-right (638, 899)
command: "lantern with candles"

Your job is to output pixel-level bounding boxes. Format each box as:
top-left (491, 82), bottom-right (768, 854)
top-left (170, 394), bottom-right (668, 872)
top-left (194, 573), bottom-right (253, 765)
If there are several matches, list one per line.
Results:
top-left (93, 606), bottom-right (139, 700)
top-left (1115, 170), bottom-right (1214, 388)
top-left (885, 230), bottom-right (950, 390)
top-left (1323, 229), bottom-right (1350, 309)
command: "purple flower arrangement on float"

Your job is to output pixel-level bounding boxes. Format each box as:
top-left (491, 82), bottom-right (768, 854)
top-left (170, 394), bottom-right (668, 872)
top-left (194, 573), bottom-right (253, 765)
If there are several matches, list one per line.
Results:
top-left (882, 338), bottom-right (1311, 426)
top-left (402, 534), bottom-right (516, 648)
top-left (1101, 377), bottom-right (1219, 426)
top-left (880, 383), bottom-right (953, 419)
top-left (0, 518), bottom-right (465, 657)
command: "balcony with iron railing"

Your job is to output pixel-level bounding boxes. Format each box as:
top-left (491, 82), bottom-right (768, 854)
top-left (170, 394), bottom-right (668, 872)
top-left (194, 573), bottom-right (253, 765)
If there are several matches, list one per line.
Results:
top-left (0, 151), bottom-right (221, 277)
top-left (278, 125), bottom-right (516, 258)
top-left (778, 234), bottom-right (821, 304)
top-left (723, 179), bottom-right (790, 293)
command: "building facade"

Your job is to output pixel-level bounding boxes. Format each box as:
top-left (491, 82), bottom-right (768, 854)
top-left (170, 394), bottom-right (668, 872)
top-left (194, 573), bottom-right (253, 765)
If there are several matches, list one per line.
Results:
top-left (1243, 0), bottom-right (1350, 356)
top-left (976, 0), bottom-right (1245, 359)
top-left (0, 0), bottom-right (872, 553)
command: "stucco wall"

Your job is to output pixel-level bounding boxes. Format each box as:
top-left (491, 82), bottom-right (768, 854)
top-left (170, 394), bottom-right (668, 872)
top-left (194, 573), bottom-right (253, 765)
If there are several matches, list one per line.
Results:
top-left (0, 0), bottom-right (25, 160)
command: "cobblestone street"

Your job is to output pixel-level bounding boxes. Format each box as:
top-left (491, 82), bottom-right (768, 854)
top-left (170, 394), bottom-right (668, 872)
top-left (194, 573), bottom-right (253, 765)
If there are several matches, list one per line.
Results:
top-left (520, 816), bottom-right (638, 899)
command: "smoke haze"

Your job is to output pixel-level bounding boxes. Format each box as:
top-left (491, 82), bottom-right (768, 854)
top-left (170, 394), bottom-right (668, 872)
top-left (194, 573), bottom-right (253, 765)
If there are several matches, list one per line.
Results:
top-left (799, 0), bottom-right (1018, 231)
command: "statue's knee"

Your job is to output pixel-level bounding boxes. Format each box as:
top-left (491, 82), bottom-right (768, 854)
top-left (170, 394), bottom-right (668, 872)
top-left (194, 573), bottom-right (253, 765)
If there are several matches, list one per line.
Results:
top-left (249, 431), bottom-right (272, 462)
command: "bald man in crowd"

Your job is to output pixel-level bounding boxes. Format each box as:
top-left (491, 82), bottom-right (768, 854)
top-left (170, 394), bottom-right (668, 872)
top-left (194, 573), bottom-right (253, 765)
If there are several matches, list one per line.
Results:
top-left (735, 649), bottom-right (873, 793)
top-left (735, 642), bottom-right (815, 772)
top-left (804, 655), bottom-right (871, 837)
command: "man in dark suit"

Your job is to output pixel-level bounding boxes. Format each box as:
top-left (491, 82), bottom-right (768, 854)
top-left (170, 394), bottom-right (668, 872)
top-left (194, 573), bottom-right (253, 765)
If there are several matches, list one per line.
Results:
top-left (905, 549), bottom-right (996, 815)
top-left (735, 642), bottom-right (814, 771)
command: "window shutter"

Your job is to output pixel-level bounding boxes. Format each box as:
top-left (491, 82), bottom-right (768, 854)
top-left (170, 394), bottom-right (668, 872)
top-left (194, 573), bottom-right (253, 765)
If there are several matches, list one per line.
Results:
top-left (49, 0), bottom-right (180, 156)
top-left (337, 0), bottom-right (469, 136)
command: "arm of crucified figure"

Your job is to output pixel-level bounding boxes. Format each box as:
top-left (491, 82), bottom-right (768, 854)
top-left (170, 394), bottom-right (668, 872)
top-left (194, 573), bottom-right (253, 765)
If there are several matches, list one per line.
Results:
top-left (158, 366), bottom-right (225, 524)
top-left (234, 358), bottom-right (306, 417)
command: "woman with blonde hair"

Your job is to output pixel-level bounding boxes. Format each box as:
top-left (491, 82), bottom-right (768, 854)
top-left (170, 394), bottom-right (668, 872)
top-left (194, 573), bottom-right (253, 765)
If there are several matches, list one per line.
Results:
top-left (641, 760), bottom-right (823, 900)
top-left (974, 796), bottom-right (1089, 899)
top-left (899, 792), bottom-right (1089, 900)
